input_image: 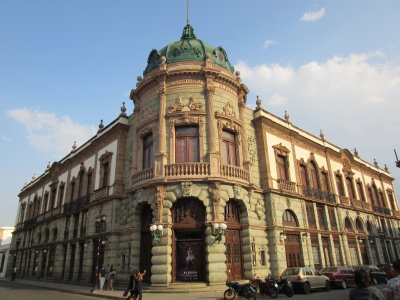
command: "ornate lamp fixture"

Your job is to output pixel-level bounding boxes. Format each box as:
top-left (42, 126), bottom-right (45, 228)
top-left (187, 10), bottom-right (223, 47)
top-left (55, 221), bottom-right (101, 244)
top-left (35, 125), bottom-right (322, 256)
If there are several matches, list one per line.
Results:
top-left (150, 224), bottom-right (164, 245)
top-left (280, 231), bottom-right (287, 240)
top-left (212, 223), bottom-right (227, 242)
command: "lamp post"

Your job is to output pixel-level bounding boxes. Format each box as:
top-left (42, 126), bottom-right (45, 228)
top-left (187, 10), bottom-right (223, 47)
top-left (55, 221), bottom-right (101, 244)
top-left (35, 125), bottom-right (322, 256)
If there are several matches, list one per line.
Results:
top-left (395, 149), bottom-right (400, 168)
top-left (212, 223), bottom-right (227, 243)
top-left (94, 214), bottom-right (107, 290)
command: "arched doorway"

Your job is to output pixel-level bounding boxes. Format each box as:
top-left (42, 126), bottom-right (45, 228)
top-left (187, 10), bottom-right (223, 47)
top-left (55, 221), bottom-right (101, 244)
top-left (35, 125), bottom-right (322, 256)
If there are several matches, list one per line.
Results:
top-left (139, 204), bottom-right (153, 283)
top-left (225, 200), bottom-right (243, 280)
top-left (172, 198), bottom-right (205, 282)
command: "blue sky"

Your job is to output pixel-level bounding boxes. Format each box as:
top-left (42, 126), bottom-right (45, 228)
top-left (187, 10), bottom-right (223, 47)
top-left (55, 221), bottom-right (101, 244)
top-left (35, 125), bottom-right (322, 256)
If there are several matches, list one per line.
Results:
top-left (1, 0), bottom-right (400, 226)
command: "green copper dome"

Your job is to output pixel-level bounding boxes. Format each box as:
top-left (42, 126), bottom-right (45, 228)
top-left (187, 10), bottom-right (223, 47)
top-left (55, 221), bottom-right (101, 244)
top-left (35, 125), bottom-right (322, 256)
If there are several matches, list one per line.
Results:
top-left (143, 24), bottom-right (234, 76)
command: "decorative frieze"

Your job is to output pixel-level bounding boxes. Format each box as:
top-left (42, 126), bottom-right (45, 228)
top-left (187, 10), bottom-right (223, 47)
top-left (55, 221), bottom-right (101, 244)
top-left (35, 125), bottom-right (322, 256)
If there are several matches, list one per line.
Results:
top-left (181, 181), bottom-right (193, 197)
top-left (169, 96), bottom-right (204, 113)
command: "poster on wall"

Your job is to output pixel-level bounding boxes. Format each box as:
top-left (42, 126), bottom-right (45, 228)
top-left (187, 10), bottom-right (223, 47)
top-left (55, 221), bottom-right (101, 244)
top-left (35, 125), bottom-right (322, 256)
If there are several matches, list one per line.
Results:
top-left (176, 241), bottom-right (203, 281)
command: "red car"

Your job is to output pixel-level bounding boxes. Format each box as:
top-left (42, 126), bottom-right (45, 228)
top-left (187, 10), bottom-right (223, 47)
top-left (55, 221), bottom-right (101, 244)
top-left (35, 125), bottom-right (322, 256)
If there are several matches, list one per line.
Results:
top-left (320, 266), bottom-right (355, 289)
top-left (378, 264), bottom-right (396, 279)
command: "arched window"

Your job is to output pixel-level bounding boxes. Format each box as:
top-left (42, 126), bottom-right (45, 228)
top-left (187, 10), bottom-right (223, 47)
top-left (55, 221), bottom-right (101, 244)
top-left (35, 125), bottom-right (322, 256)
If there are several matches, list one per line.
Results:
top-left (44, 228), bottom-right (50, 243)
top-left (283, 210), bottom-right (298, 227)
top-left (345, 218), bottom-right (353, 232)
top-left (299, 165), bottom-right (308, 186)
top-left (52, 228), bottom-right (58, 241)
top-left (356, 218), bottom-right (364, 233)
top-left (309, 162), bottom-right (319, 189)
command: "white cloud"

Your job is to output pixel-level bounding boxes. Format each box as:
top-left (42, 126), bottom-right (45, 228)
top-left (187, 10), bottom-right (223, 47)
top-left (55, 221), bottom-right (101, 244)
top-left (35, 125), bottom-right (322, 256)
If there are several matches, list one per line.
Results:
top-left (235, 52), bottom-right (400, 188)
top-left (300, 8), bottom-right (326, 22)
top-left (0, 135), bottom-right (10, 142)
top-left (7, 108), bottom-right (97, 158)
top-left (263, 40), bottom-right (276, 49)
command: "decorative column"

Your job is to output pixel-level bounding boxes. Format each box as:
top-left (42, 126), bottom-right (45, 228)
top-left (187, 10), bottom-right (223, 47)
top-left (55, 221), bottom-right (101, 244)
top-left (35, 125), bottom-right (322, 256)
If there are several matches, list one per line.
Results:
top-left (151, 185), bottom-right (170, 286)
top-left (341, 235), bottom-right (352, 265)
top-left (238, 89), bottom-right (251, 182)
top-left (205, 81), bottom-right (220, 176)
top-left (206, 182), bottom-right (226, 284)
top-left (154, 81), bottom-right (167, 178)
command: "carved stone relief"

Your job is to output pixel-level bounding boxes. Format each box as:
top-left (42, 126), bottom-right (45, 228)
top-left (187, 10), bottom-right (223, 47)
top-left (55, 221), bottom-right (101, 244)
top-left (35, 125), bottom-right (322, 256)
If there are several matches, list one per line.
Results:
top-left (248, 136), bottom-right (256, 164)
top-left (155, 185), bottom-right (166, 223)
top-left (181, 181), bottom-right (193, 197)
top-left (233, 185), bottom-right (242, 199)
top-left (169, 96), bottom-right (204, 113)
top-left (208, 182), bottom-right (220, 221)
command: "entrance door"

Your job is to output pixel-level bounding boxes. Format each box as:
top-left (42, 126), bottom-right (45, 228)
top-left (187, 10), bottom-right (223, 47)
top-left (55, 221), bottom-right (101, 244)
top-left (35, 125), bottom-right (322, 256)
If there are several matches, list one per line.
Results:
top-left (225, 200), bottom-right (243, 280)
top-left (172, 198), bottom-right (205, 282)
top-left (139, 204), bottom-right (153, 283)
top-left (285, 234), bottom-right (303, 267)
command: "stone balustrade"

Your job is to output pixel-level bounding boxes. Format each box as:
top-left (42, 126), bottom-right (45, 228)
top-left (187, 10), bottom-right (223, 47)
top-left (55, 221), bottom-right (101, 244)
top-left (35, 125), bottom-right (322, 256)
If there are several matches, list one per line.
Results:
top-left (164, 162), bottom-right (210, 177)
top-left (277, 179), bottom-right (297, 193)
top-left (132, 168), bottom-right (154, 184)
top-left (220, 164), bottom-right (250, 181)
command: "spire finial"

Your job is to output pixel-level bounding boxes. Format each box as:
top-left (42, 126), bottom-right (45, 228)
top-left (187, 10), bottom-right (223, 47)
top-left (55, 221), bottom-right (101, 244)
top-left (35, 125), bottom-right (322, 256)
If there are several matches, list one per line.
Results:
top-left (186, 0), bottom-right (190, 25)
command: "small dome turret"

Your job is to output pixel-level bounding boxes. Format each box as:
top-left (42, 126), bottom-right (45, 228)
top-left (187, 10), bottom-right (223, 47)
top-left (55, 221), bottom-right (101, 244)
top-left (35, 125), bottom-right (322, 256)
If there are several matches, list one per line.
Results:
top-left (143, 24), bottom-right (234, 76)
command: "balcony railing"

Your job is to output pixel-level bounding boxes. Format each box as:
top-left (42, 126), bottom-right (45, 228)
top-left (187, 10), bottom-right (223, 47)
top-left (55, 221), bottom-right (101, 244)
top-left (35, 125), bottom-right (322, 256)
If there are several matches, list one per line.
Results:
top-left (23, 217), bottom-right (37, 229)
top-left (301, 186), bottom-right (336, 203)
top-left (393, 211), bottom-right (400, 218)
top-left (165, 162), bottom-right (210, 177)
top-left (220, 164), bottom-right (249, 181)
top-left (277, 179), bottom-right (297, 193)
top-left (351, 199), bottom-right (363, 210)
top-left (90, 186), bottom-right (109, 202)
top-left (63, 196), bottom-right (90, 214)
top-left (132, 168), bottom-right (154, 184)
top-left (372, 205), bottom-right (391, 215)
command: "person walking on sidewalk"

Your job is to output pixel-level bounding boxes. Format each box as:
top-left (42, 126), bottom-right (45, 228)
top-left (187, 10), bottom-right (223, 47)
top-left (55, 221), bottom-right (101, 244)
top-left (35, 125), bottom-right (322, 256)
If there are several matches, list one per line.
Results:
top-left (108, 265), bottom-right (116, 290)
top-left (127, 269), bottom-right (146, 300)
top-left (349, 268), bottom-right (385, 300)
top-left (98, 265), bottom-right (107, 291)
top-left (11, 266), bottom-right (17, 281)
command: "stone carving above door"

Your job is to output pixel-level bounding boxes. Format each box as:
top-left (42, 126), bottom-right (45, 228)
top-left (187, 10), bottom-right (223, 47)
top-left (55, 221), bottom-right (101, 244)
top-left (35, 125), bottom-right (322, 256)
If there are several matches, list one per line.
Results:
top-left (169, 96), bottom-right (204, 113)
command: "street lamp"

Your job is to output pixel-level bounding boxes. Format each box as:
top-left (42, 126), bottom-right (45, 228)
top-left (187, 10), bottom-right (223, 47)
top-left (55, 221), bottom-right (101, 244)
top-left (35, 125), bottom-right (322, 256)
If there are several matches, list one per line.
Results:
top-left (395, 149), bottom-right (400, 168)
top-left (150, 224), bottom-right (164, 245)
top-left (94, 214), bottom-right (107, 290)
top-left (280, 231), bottom-right (287, 240)
top-left (212, 223), bottom-right (227, 243)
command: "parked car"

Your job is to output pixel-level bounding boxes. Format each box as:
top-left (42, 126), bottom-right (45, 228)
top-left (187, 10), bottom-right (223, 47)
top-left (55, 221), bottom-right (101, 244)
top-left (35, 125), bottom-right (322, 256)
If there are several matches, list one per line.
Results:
top-left (356, 265), bottom-right (388, 284)
top-left (320, 266), bottom-right (355, 289)
top-left (280, 267), bottom-right (331, 294)
top-left (378, 263), bottom-right (396, 279)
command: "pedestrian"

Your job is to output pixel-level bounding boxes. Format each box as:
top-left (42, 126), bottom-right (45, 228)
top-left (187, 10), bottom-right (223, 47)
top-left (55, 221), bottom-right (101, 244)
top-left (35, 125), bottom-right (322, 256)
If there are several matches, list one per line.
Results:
top-left (98, 265), bottom-right (107, 291)
top-left (108, 265), bottom-right (116, 290)
top-left (11, 266), bottom-right (17, 281)
top-left (126, 269), bottom-right (137, 300)
top-left (387, 259), bottom-right (400, 300)
top-left (127, 269), bottom-right (146, 300)
top-left (349, 268), bottom-right (385, 300)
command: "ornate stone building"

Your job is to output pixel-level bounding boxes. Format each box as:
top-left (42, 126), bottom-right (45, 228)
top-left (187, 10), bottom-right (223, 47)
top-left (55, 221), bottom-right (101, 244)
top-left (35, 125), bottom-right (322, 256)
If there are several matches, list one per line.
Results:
top-left (7, 24), bottom-right (400, 287)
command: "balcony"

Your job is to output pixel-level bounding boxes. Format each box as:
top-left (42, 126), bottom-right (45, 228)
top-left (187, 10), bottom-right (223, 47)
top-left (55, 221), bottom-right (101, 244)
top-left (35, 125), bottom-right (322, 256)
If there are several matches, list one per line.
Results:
top-left (362, 202), bottom-right (372, 211)
top-left (220, 164), bottom-right (249, 182)
top-left (132, 168), bottom-right (154, 184)
top-left (165, 162), bottom-right (210, 177)
top-left (393, 211), bottom-right (400, 218)
top-left (277, 179), bottom-right (297, 194)
top-left (90, 186), bottom-right (109, 202)
top-left (340, 196), bottom-right (350, 206)
top-left (63, 196), bottom-right (90, 214)
top-left (301, 186), bottom-right (336, 203)
top-left (372, 205), bottom-right (391, 216)
top-left (351, 199), bottom-right (363, 210)
top-left (23, 217), bottom-right (37, 229)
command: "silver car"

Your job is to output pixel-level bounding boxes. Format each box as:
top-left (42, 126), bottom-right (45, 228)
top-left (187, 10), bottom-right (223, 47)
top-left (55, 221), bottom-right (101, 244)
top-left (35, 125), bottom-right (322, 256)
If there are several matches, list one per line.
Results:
top-left (281, 267), bottom-right (331, 294)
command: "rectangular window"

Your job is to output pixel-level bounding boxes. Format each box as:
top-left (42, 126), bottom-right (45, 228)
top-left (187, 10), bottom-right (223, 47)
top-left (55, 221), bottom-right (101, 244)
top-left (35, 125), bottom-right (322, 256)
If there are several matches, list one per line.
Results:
top-left (346, 177), bottom-right (355, 199)
top-left (143, 133), bottom-right (153, 169)
top-left (277, 155), bottom-right (289, 180)
top-left (50, 188), bottom-right (57, 210)
top-left (102, 162), bottom-right (110, 187)
top-left (86, 173), bottom-right (92, 196)
top-left (321, 172), bottom-right (330, 191)
top-left (333, 237), bottom-right (343, 265)
top-left (388, 191), bottom-right (396, 210)
top-left (58, 185), bottom-right (64, 207)
top-left (317, 205), bottom-right (327, 230)
top-left (222, 130), bottom-right (238, 166)
top-left (357, 182), bottom-right (365, 201)
top-left (328, 206), bottom-right (337, 231)
top-left (175, 126), bottom-right (199, 163)
top-left (336, 174), bottom-right (345, 196)
top-left (260, 250), bottom-right (266, 266)
top-left (306, 202), bottom-right (316, 229)
top-left (70, 182), bottom-right (75, 202)
top-left (300, 165), bottom-right (308, 186)
top-left (43, 193), bottom-right (49, 213)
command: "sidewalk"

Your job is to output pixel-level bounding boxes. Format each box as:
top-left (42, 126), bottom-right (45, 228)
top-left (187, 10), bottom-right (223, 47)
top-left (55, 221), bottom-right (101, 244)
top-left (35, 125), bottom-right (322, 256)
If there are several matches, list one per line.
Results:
top-left (0, 277), bottom-right (224, 300)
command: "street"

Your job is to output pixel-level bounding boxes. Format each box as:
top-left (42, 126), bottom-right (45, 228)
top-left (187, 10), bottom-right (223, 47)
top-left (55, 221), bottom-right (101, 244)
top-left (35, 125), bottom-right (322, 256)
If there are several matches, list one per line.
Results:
top-left (0, 279), bottom-right (389, 300)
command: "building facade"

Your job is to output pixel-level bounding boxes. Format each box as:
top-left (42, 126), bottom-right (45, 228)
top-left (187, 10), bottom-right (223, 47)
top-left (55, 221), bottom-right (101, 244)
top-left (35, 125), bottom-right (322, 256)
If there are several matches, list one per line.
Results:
top-left (7, 24), bottom-right (400, 286)
top-left (0, 226), bottom-right (14, 277)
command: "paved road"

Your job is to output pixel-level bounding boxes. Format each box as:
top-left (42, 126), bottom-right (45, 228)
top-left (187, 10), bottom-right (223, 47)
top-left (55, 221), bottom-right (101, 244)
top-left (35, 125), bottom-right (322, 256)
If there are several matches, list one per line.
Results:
top-left (0, 279), bottom-right (389, 300)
